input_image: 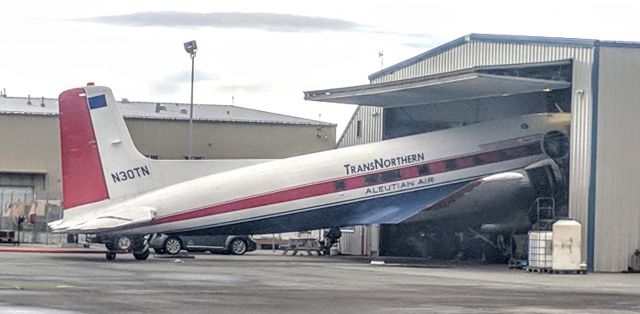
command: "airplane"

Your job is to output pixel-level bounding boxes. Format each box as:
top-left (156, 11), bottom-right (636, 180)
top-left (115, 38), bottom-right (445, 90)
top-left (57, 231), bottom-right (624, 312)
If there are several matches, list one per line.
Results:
top-left (49, 85), bottom-right (570, 260)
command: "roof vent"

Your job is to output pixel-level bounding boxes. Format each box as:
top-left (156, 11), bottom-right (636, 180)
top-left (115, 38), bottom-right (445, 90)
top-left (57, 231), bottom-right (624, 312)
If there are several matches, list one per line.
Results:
top-left (27, 95), bottom-right (32, 105)
top-left (121, 98), bottom-right (130, 103)
top-left (41, 97), bottom-right (45, 107)
top-left (0, 88), bottom-right (5, 97)
top-left (180, 108), bottom-right (188, 114)
top-left (155, 103), bottom-right (167, 113)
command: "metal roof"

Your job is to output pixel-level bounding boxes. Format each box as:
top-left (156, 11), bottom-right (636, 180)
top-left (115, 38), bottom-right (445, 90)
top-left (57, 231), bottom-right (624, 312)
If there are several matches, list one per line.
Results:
top-left (0, 96), bottom-right (334, 126)
top-left (369, 33), bottom-right (640, 81)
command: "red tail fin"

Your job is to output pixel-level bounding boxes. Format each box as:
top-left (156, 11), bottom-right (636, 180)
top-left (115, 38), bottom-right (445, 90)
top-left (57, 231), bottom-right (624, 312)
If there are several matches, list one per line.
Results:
top-left (59, 88), bottom-right (109, 209)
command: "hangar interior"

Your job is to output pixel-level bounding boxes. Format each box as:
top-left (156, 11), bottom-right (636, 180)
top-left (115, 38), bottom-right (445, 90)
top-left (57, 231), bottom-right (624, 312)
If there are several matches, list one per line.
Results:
top-left (306, 33), bottom-right (640, 272)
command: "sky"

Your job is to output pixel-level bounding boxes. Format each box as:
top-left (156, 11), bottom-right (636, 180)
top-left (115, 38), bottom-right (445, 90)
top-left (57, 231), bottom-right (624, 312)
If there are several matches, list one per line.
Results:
top-left (0, 0), bottom-right (638, 136)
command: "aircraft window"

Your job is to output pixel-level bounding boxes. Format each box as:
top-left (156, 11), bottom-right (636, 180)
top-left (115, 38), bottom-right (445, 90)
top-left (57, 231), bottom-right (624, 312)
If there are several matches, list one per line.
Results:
top-left (418, 164), bottom-right (430, 175)
top-left (473, 154), bottom-right (486, 165)
top-left (363, 174), bottom-right (381, 185)
top-left (334, 180), bottom-right (347, 191)
top-left (445, 159), bottom-right (458, 170)
top-left (499, 150), bottom-right (511, 160)
top-left (380, 170), bottom-right (401, 182)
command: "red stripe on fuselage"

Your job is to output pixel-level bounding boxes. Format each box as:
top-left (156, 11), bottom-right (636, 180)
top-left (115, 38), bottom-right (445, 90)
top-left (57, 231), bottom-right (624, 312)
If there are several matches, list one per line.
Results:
top-left (59, 88), bottom-right (109, 209)
top-left (151, 142), bottom-right (543, 226)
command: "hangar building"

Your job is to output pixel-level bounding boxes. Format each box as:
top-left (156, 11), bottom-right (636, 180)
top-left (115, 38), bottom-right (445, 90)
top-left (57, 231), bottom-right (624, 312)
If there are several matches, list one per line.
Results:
top-left (0, 93), bottom-right (335, 234)
top-left (306, 34), bottom-right (640, 272)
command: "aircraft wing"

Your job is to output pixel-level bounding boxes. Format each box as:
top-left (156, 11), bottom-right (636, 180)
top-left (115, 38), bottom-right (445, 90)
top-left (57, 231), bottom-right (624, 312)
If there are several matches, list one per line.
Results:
top-left (400, 171), bottom-right (536, 227)
top-left (49, 206), bottom-right (157, 233)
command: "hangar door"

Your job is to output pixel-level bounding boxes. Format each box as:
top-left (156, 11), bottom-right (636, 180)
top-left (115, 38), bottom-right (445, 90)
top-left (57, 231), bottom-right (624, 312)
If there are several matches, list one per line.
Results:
top-left (306, 61), bottom-right (572, 139)
top-left (0, 173), bottom-right (43, 229)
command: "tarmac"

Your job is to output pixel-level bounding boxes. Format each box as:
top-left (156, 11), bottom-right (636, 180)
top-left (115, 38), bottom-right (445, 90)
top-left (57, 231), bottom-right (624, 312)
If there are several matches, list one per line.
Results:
top-left (1, 246), bottom-right (640, 314)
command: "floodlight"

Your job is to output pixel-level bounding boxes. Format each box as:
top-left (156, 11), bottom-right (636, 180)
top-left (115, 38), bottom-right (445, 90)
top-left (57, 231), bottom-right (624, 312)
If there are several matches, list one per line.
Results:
top-left (184, 40), bottom-right (197, 54)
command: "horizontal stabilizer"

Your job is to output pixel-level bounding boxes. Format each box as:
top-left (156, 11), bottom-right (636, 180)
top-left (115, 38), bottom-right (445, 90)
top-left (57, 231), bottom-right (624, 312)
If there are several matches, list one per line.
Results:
top-left (49, 207), bottom-right (157, 233)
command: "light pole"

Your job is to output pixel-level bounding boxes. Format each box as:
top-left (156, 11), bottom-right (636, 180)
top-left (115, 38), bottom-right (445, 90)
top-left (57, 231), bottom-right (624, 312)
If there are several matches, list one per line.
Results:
top-left (184, 40), bottom-right (197, 160)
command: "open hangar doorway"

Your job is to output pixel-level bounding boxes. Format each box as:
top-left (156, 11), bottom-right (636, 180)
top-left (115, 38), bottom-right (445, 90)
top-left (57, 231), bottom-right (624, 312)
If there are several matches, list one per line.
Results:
top-left (305, 60), bottom-right (573, 262)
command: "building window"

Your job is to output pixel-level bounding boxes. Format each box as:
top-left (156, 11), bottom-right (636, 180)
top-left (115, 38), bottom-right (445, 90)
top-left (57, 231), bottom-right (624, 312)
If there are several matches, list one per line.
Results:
top-left (145, 154), bottom-right (159, 160)
top-left (356, 120), bottom-right (362, 137)
top-left (184, 156), bottom-right (204, 160)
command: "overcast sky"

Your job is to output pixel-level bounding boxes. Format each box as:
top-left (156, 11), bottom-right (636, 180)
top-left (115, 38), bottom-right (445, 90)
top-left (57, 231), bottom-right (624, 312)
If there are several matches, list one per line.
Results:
top-left (0, 0), bottom-right (637, 135)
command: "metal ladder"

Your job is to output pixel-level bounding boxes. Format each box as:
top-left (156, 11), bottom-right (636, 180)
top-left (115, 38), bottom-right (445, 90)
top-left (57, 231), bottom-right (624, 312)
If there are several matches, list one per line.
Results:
top-left (533, 197), bottom-right (556, 231)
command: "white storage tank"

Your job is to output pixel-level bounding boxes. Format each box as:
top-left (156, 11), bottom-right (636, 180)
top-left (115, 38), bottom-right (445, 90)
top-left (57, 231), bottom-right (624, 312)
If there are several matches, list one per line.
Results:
top-left (552, 219), bottom-right (582, 271)
top-left (528, 231), bottom-right (553, 269)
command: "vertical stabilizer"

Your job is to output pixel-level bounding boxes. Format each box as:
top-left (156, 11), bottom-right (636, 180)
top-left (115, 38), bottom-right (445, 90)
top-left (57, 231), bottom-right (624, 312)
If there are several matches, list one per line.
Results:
top-left (59, 88), bottom-right (110, 208)
top-left (59, 86), bottom-right (153, 209)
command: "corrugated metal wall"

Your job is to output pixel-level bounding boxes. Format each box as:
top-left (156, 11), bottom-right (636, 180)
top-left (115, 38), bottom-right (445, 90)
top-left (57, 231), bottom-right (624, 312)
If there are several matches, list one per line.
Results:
top-left (372, 42), bottom-right (592, 85)
top-left (337, 106), bottom-right (383, 148)
top-left (593, 47), bottom-right (640, 272)
top-left (343, 40), bottom-right (598, 263)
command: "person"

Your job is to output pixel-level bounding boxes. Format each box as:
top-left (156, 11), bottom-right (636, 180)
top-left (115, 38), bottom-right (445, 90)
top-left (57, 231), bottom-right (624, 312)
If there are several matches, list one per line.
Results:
top-left (321, 227), bottom-right (342, 255)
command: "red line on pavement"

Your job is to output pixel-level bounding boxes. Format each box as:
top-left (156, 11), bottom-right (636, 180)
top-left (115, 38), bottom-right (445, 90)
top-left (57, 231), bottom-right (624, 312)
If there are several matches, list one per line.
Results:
top-left (0, 247), bottom-right (107, 254)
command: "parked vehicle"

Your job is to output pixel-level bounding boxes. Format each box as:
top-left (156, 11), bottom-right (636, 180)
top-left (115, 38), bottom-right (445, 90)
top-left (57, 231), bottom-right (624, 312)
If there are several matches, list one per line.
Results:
top-left (0, 230), bottom-right (15, 243)
top-left (150, 234), bottom-right (256, 255)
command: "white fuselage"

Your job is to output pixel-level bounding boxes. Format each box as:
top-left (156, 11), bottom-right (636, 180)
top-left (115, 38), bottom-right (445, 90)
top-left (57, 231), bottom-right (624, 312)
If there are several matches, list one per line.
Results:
top-left (55, 113), bottom-right (570, 235)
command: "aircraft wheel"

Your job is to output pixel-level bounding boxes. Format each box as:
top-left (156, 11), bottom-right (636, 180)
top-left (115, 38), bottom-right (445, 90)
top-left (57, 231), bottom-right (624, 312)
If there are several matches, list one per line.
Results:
top-left (114, 236), bottom-right (133, 251)
top-left (229, 238), bottom-right (248, 255)
top-left (106, 252), bottom-right (117, 261)
top-left (133, 249), bottom-right (150, 260)
top-left (164, 237), bottom-right (182, 255)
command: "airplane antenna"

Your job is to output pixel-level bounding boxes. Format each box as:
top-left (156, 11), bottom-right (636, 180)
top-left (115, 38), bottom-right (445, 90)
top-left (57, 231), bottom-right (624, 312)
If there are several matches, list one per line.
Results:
top-left (379, 50), bottom-right (384, 68)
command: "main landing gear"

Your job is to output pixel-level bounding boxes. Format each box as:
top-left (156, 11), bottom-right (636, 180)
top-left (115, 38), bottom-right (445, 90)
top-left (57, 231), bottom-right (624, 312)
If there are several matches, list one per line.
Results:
top-left (103, 234), bottom-right (152, 261)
